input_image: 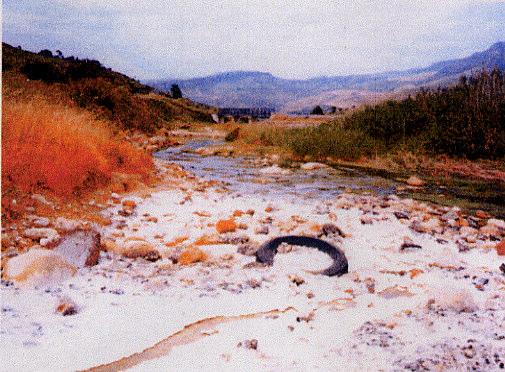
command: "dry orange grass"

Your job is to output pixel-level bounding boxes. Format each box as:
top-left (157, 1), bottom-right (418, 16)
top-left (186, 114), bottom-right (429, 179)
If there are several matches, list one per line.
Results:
top-left (2, 97), bottom-right (153, 196)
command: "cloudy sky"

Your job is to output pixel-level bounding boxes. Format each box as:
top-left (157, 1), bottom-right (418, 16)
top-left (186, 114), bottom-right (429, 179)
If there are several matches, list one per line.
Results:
top-left (3, 1), bottom-right (505, 80)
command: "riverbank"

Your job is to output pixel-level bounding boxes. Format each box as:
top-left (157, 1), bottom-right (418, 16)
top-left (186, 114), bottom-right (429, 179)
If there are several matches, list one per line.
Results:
top-left (1, 139), bottom-right (505, 371)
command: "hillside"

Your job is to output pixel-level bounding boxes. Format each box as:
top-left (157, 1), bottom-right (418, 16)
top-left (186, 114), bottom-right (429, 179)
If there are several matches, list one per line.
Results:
top-left (1, 43), bottom-right (216, 201)
top-left (150, 42), bottom-right (505, 113)
top-left (2, 43), bottom-right (216, 131)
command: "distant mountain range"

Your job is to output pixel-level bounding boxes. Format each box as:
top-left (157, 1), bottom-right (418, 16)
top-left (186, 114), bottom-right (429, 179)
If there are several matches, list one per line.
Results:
top-left (149, 42), bottom-right (505, 113)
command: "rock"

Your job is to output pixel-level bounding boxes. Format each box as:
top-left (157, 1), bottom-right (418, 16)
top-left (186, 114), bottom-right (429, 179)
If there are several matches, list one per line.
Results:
top-left (3, 248), bottom-right (77, 287)
top-left (28, 216), bottom-right (50, 228)
top-left (319, 223), bottom-right (345, 238)
top-left (288, 274), bottom-right (305, 286)
top-left (54, 217), bottom-right (81, 232)
top-left (364, 277), bottom-right (376, 293)
top-left (23, 228), bottom-right (60, 247)
top-left (254, 225), bottom-right (269, 235)
top-left (496, 240), bottom-right (505, 256)
top-left (300, 162), bottom-right (328, 170)
top-left (123, 240), bottom-right (160, 261)
top-left (237, 339), bottom-right (258, 350)
top-left (360, 215), bottom-right (374, 225)
top-left (178, 247), bottom-right (207, 265)
top-left (400, 237), bottom-right (422, 250)
top-left (475, 210), bottom-right (491, 219)
top-left (406, 175), bottom-right (424, 187)
top-left (410, 218), bottom-right (441, 234)
top-left (378, 285), bottom-right (414, 299)
top-left (216, 219), bottom-right (237, 234)
top-left (53, 230), bottom-right (101, 267)
top-left (122, 199), bottom-right (137, 209)
top-left (258, 165), bottom-right (291, 175)
top-left (237, 243), bottom-right (258, 256)
top-left (427, 288), bottom-right (477, 313)
top-left (394, 211), bottom-right (410, 220)
top-left (31, 194), bottom-right (52, 206)
top-left (103, 239), bottom-right (161, 261)
top-left (485, 219), bottom-right (505, 235)
top-left (296, 311), bottom-right (315, 323)
top-left (55, 296), bottom-right (78, 316)
top-left (459, 226), bottom-right (478, 238)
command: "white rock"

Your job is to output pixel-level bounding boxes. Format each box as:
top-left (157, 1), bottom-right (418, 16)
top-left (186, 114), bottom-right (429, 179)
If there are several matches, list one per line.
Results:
top-left (259, 165), bottom-right (291, 175)
top-left (54, 217), bottom-right (81, 232)
top-left (23, 228), bottom-right (60, 247)
top-left (31, 193), bottom-right (52, 206)
top-left (53, 231), bottom-right (101, 267)
top-left (428, 288), bottom-right (478, 313)
top-left (300, 162), bottom-right (328, 170)
top-left (28, 216), bottom-right (50, 228)
top-left (406, 176), bottom-right (424, 187)
top-left (4, 248), bottom-right (76, 287)
top-left (487, 218), bottom-right (505, 231)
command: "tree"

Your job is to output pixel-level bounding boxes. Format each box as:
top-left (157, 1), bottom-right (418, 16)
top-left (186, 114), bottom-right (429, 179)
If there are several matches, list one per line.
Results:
top-left (38, 49), bottom-right (53, 58)
top-left (310, 105), bottom-right (324, 115)
top-left (171, 84), bottom-right (183, 99)
top-left (55, 50), bottom-right (63, 58)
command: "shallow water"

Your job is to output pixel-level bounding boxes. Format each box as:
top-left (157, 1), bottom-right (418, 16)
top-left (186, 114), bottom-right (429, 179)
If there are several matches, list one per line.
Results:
top-left (155, 140), bottom-right (505, 216)
top-left (155, 140), bottom-right (398, 199)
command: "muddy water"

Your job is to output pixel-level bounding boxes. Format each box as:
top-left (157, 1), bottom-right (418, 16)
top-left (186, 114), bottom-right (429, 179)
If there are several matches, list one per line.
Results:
top-left (155, 140), bottom-right (505, 216)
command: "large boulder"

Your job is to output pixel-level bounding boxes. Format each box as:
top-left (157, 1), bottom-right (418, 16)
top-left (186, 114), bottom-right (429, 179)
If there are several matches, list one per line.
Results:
top-left (3, 248), bottom-right (77, 287)
top-left (53, 230), bottom-right (101, 267)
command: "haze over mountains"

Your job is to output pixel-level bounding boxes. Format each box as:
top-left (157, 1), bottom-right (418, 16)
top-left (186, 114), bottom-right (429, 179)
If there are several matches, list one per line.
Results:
top-left (150, 42), bottom-right (505, 113)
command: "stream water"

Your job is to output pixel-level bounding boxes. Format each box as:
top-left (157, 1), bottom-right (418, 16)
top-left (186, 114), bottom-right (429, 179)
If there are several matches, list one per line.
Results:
top-left (155, 140), bottom-right (505, 217)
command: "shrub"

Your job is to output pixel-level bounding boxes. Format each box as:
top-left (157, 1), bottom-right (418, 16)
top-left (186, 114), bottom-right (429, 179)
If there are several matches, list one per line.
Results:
top-left (20, 62), bottom-right (65, 83)
top-left (2, 98), bottom-right (153, 196)
top-left (310, 105), bottom-right (324, 115)
top-left (171, 84), bottom-right (183, 99)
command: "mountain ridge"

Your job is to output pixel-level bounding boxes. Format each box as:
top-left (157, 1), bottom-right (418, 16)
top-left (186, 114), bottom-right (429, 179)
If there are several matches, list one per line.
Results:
top-left (149, 42), bottom-right (505, 113)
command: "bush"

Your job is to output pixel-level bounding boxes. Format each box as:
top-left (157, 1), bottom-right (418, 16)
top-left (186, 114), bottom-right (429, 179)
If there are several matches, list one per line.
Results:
top-left (2, 98), bottom-right (153, 195)
top-left (71, 78), bottom-right (162, 133)
top-left (340, 69), bottom-right (505, 159)
top-left (20, 62), bottom-right (66, 83)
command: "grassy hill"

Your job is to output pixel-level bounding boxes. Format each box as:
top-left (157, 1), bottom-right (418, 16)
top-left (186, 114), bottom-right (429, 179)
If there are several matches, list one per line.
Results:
top-left (2, 43), bottom-right (215, 201)
top-left (151, 42), bottom-right (505, 113)
top-left (2, 43), bottom-right (216, 132)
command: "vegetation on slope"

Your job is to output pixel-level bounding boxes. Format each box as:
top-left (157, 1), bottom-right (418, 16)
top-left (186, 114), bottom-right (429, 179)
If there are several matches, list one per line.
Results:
top-left (240, 69), bottom-right (505, 161)
top-left (1, 43), bottom-right (214, 204)
top-left (2, 43), bottom-right (215, 133)
top-left (2, 98), bottom-right (152, 196)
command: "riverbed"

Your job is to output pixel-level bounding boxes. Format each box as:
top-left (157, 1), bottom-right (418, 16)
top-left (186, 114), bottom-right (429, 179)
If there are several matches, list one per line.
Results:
top-left (1, 140), bottom-right (504, 371)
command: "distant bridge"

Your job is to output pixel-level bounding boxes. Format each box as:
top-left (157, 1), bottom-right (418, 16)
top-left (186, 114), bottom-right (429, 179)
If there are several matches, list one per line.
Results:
top-left (215, 107), bottom-right (274, 123)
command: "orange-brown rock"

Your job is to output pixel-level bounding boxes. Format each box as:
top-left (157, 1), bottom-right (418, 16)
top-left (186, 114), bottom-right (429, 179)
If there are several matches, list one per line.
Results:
top-left (496, 240), bottom-right (505, 256)
top-left (178, 247), bottom-right (208, 265)
top-left (165, 236), bottom-right (189, 247)
top-left (122, 200), bottom-right (137, 209)
top-left (378, 285), bottom-right (415, 299)
top-left (233, 210), bottom-right (245, 217)
top-left (216, 219), bottom-right (237, 234)
top-left (475, 210), bottom-right (491, 219)
top-left (193, 235), bottom-right (220, 246)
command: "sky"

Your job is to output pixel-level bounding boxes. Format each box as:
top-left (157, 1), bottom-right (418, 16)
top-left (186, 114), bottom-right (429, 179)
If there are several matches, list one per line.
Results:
top-left (3, 1), bottom-right (505, 80)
